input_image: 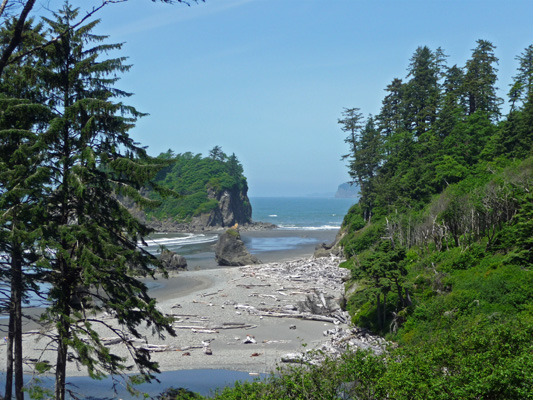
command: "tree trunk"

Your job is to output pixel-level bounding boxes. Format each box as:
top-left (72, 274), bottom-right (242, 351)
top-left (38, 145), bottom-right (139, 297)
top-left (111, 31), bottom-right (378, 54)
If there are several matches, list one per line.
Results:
top-left (13, 251), bottom-right (24, 400)
top-left (405, 288), bottom-right (412, 306)
top-left (5, 303), bottom-right (14, 400)
top-left (376, 293), bottom-right (382, 330)
top-left (55, 255), bottom-right (71, 400)
top-left (55, 334), bottom-right (68, 400)
top-left (396, 280), bottom-right (404, 310)
top-left (382, 291), bottom-right (387, 329)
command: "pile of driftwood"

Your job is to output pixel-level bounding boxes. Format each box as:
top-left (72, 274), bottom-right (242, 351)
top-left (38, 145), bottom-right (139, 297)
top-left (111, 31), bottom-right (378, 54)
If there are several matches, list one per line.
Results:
top-left (240, 256), bottom-right (350, 293)
top-left (235, 257), bottom-right (351, 325)
top-left (281, 327), bottom-right (388, 364)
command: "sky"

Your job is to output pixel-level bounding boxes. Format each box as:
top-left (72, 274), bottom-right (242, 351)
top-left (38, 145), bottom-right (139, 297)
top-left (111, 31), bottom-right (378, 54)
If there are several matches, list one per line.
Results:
top-left (38, 0), bottom-right (533, 197)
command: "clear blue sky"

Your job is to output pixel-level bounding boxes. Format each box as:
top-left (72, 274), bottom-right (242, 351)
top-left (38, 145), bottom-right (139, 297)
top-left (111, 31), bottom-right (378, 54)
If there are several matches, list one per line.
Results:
top-left (42, 0), bottom-right (533, 197)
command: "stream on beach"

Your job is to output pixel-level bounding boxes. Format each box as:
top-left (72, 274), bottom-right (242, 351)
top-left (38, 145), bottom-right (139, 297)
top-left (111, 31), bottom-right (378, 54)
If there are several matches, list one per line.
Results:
top-left (0, 370), bottom-right (265, 399)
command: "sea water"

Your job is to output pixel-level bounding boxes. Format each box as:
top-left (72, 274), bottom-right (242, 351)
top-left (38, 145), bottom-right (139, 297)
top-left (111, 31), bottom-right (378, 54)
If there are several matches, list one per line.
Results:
top-left (251, 196), bottom-right (355, 230)
top-left (140, 197), bottom-right (356, 267)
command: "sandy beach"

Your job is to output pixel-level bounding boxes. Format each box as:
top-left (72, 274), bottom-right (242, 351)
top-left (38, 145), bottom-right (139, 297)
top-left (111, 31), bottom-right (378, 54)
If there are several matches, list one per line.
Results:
top-left (0, 229), bottom-right (349, 380)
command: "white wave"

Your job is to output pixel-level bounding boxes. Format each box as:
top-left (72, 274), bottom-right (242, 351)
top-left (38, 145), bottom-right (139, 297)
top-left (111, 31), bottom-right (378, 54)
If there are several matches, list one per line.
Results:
top-left (140, 234), bottom-right (218, 247)
top-left (277, 224), bottom-right (340, 231)
top-left (268, 214), bottom-right (278, 217)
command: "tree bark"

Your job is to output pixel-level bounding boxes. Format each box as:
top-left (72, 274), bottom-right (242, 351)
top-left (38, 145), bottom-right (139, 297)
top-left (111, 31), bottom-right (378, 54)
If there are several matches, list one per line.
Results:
top-left (5, 302), bottom-right (14, 400)
top-left (12, 249), bottom-right (24, 400)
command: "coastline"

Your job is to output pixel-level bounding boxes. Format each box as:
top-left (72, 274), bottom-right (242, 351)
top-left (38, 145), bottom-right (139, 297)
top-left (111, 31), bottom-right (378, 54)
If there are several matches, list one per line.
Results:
top-left (0, 227), bottom-right (351, 397)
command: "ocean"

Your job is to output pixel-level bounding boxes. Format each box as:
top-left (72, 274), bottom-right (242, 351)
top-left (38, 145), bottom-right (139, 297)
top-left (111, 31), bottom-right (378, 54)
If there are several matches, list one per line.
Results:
top-left (141, 197), bottom-right (356, 268)
top-left (251, 196), bottom-right (355, 230)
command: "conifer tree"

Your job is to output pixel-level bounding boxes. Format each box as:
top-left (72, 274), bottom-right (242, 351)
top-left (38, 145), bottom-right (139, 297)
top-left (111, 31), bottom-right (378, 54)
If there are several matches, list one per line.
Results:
top-left (36, 5), bottom-right (174, 399)
top-left (403, 46), bottom-right (445, 136)
top-left (0, 17), bottom-right (48, 400)
top-left (508, 44), bottom-right (533, 110)
top-left (463, 39), bottom-right (502, 119)
top-left (0, 98), bottom-right (49, 400)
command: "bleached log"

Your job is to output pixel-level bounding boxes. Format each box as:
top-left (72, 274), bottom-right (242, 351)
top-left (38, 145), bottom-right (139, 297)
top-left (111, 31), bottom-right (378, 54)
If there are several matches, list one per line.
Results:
top-left (237, 283), bottom-right (272, 288)
top-left (168, 313), bottom-right (198, 317)
top-left (101, 337), bottom-right (122, 346)
top-left (192, 329), bottom-right (218, 334)
top-left (281, 353), bottom-right (304, 363)
top-left (258, 312), bottom-right (337, 323)
top-left (173, 325), bottom-right (207, 330)
top-left (138, 344), bottom-right (171, 352)
top-left (202, 291), bottom-right (221, 297)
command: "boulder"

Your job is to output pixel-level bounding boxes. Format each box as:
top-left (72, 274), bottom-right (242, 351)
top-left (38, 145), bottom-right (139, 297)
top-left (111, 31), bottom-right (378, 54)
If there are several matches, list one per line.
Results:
top-left (159, 250), bottom-right (188, 271)
top-left (215, 228), bottom-right (261, 266)
top-left (313, 228), bottom-right (345, 258)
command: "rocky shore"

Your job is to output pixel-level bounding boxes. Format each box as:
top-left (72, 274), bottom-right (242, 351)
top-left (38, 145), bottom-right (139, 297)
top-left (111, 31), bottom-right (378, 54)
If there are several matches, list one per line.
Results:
top-left (2, 256), bottom-right (384, 379)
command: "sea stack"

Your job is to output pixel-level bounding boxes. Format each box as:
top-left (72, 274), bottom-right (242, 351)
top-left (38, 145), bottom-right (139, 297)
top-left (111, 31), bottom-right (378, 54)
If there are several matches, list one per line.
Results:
top-left (215, 228), bottom-right (261, 266)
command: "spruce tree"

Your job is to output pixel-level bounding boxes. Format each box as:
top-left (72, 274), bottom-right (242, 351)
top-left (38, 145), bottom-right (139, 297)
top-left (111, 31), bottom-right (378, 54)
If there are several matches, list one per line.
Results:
top-left (463, 39), bottom-right (502, 119)
top-left (0, 17), bottom-right (49, 400)
top-left (0, 98), bottom-right (49, 400)
top-left (36, 5), bottom-right (174, 399)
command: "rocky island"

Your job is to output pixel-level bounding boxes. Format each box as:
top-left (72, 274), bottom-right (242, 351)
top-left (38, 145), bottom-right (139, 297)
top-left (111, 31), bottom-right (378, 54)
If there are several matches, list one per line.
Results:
top-left (132, 147), bottom-right (275, 232)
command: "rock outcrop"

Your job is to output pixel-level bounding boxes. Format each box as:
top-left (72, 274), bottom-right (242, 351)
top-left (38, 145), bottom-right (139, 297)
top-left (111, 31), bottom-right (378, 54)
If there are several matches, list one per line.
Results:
top-left (190, 186), bottom-right (252, 229)
top-left (314, 228), bottom-right (345, 258)
top-left (215, 228), bottom-right (261, 266)
top-left (334, 182), bottom-right (360, 199)
top-left (140, 186), bottom-right (266, 233)
top-left (159, 249), bottom-right (188, 271)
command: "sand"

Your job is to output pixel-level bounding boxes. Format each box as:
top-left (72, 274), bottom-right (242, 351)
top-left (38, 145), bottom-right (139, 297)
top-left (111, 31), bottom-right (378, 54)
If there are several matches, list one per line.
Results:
top-left (0, 229), bottom-right (347, 378)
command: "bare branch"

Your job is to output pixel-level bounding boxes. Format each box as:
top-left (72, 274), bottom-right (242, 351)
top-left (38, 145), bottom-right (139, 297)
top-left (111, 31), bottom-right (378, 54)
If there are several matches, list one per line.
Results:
top-left (0, 0), bottom-right (10, 19)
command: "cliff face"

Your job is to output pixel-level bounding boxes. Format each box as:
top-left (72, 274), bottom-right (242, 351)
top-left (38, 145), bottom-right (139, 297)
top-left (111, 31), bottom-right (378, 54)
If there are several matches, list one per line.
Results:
top-left (144, 186), bottom-right (254, 232)
top-left (189, 186), bottom-right (252, 229)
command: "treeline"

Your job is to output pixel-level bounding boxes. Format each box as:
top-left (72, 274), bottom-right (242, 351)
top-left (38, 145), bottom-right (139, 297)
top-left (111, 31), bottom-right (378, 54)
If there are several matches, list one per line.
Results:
top-left (0, 5), bottom-right (174, 400)
top-left (147, 146), bottom-right (248, 221)
top-left (188, 40), bottom-right (533, 400)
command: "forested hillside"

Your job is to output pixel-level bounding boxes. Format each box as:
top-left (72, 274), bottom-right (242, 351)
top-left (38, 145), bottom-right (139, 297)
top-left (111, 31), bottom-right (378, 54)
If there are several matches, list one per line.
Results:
top-left (144, 146), bottom-right (252, 228)
top-left (335, 39), bottom-right (533, 398)
top-left (203, 40), bottom-right (533, 399)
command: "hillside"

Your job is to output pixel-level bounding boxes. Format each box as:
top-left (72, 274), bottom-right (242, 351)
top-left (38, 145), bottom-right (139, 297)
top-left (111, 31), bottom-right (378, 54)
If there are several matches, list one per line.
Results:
top-left (334, 41), bottom-right (533, 398)
top-left (142, 147), bottom-right (253, 231)
top-left (202, 41), bottom-right (533, 399)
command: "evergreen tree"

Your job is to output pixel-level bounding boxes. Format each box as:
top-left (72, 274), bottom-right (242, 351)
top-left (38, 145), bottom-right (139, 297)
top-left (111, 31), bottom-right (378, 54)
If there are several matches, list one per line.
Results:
top-left (209, 145), bottom-right (227, 161)
top-left (0, 17), bottom-right (48, 400)
top-left (338, 106), bottom-right (364, 165)
top-left (508, 44), bottom-right (533, 110)
top-left (377, 78), bottom-right (405, 152)
top-left (0, 98), bottom-right (49, 400)
top-left (436, 64), bottom-right (466, 140)
top-left (37, 5), bottom-right (174, 399)
top-left (403, 46), bottom-right (444, 136)
top-left (463, 39), bottom-right (502, 119)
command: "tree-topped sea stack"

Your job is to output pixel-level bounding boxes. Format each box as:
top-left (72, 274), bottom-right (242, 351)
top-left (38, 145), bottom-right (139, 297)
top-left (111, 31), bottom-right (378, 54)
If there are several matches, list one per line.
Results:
top-left (144, 146), bottom-right (253, 231)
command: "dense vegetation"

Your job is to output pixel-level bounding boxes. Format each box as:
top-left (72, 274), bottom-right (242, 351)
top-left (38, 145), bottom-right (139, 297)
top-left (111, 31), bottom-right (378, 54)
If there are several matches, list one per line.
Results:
top-left (146, 146), bottom-right (249, 222)
top-left (167, 40), bottom-right (533, 399)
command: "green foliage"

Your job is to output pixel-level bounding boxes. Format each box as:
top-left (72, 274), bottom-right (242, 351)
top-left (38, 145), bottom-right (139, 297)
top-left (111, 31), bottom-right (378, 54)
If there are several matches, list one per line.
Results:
top-left (333, 40), bottom-right (533, 399)
top-left (340, 220), bottom-right (383, 257)
top-left (157, 387), bottom-right (205, 400)
top-left (147, 149), bottom-right (248, 221)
